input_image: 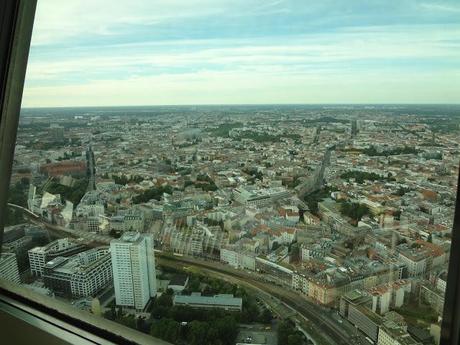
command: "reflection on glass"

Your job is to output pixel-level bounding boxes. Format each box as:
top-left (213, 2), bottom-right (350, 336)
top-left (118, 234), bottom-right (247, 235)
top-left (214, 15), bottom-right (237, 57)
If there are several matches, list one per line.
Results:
top-left (2, 1), bottom-right (460, 345)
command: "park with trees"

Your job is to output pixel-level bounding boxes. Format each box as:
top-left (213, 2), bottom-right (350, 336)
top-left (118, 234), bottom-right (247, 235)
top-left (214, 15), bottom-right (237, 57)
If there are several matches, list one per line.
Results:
top-left (340, 202), bottom-right (370, 225)
top-left (340, 170), bottom-right (395, 184)
top-left (104, 266), bottom-right (276, 345)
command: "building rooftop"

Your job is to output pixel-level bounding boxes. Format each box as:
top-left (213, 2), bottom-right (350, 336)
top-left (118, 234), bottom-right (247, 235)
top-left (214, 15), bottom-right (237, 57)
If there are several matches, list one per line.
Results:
top-left (44, 248), bottom-right (110, 275)
top-left (343, 289), bottom-right (369, 303)
top-left (120, 232), bottom-right (141, 242)
top-left (173, 293), bottom-right (242, 308)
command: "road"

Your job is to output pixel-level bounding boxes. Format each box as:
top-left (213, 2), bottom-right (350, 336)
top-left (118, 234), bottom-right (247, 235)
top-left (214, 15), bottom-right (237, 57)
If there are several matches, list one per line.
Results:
top-left (297, 146), bottom-right (332, 198)
top-left (86, 146), bottom-right (96, 192)
top-left (10, 202), bottom-right (367, 345)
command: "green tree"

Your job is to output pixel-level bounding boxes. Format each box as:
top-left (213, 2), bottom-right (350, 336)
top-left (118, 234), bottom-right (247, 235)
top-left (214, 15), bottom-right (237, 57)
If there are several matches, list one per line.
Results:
top-left (116, 314), bottom-right (136, 328)
top-left (150, 318), bottom-right (180, 342)
top-left (132, 185), bottom-right (174, 203)
top-left (427, 233), bottom-right (433, 243)
top-left (163, 319), bottom-right (181, 343)
top-left (340, 170), bottom-right (394, 184)
top-left (260, 308), bottom-right (273, 323)
top-left (215, 316), bottom-right (238, 343)
top-left (278, 320), bottom-right (293, 345)
top-left (188, 321), bottom-right (208, 345)
top-left (116, 306), bottom-right (123, 318)
top-left (340, 202), bottom-right (370, 224)
top-left (151, 305), bottom-right (169, 319)
top-left (288, 333), bottom-right (304, 345)
top-left (46, 177), bottom-right (88, 205)
top-left (157, 293), bottom-right (173, 307)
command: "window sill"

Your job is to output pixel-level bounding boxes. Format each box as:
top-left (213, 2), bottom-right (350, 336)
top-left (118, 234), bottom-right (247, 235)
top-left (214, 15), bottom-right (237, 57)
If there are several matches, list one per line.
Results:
top-left (0, 279), bottom-right (171, 345)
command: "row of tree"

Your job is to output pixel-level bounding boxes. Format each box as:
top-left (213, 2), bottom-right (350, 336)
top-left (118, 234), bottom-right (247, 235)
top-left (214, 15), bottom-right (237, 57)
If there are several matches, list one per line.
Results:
top-left (362, 145), bottom-right (419, 157)
top-left (114, 173), bottom-right (144, 185)
top-left (340, 170), bottom-right (395, 184)
top-left (150, 315), bottom-right (238, 345)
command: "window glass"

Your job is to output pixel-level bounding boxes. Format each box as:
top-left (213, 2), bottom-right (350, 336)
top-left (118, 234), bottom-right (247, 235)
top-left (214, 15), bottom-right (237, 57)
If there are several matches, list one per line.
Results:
top-left (2, 1), bottom-right (460, 345)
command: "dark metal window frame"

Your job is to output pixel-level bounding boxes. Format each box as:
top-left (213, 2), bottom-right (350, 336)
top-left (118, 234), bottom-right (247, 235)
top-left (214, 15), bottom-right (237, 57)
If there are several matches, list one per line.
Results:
top-left (440, 169), bottom-right (460, 345)
top-left (0, 279), bottom-right (171, 344)
top-left (0, 0), bottom-right (31, 249)
top-left (0, 1), bottom-right (459, 345)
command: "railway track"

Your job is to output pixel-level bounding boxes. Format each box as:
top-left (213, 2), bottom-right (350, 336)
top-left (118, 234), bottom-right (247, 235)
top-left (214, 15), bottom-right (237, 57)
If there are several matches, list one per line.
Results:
top-left (11, 203), bottom-right (352, 345)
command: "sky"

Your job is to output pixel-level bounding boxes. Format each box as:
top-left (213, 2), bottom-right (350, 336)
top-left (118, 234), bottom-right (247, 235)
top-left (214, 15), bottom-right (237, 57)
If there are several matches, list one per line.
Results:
top-left (22, 0), bottom-right (460, 107)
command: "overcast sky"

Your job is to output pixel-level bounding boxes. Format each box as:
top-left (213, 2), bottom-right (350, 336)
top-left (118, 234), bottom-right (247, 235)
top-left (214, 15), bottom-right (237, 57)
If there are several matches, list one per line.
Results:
top-left (22, 0), bottom-right (460, 107)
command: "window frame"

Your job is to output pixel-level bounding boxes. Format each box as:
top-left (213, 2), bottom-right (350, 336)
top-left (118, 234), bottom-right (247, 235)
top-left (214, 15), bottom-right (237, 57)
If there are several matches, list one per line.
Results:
top-left (440, 169), bottom-right (460, 345)
top-left (0, 1), bottom-right (459, 345)
top-left (0, 0), bottom-right (30, 251)
top-left (0, 279), bottom-right (172, 345)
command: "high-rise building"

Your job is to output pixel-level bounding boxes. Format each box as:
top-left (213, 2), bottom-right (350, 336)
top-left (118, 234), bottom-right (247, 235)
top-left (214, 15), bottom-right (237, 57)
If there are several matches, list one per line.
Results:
top-left (0, 252), bottom-right (21, 284)
top-left (110, 232), bottom-right (156, 311)
top-left (351, 119), bottom-right (358, 137)
top-left (49, 124), bottom-right (64, 142)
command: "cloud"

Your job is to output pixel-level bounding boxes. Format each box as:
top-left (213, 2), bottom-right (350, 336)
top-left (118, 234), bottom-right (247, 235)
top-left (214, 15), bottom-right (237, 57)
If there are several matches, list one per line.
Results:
top-left (420, 2), bottom-right (460, 13)
top-left (25, 24), bottom-right (460, 80)
top-left (23, 1), bottom-right (460, 106)
top-left (22, 68), bottom-right (460, 107)
top-left (31, 0), bottom-right (239, 45)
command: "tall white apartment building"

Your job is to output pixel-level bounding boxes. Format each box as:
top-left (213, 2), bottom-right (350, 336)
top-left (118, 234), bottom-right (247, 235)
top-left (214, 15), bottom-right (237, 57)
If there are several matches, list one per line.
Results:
top-left (110, 232), bottom-right (156, 311)
top-left (0, 252), bottom-right (21, 284)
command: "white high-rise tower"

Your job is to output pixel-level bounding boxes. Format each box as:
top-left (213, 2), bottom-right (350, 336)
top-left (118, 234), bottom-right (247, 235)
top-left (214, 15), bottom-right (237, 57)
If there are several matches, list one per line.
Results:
top-left (110, 232), bottom-right (157, 311)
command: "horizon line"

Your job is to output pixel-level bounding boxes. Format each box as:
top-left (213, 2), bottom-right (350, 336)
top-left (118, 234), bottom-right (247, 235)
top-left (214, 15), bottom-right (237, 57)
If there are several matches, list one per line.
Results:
top-left (21, 102), bottom-right (460, 110)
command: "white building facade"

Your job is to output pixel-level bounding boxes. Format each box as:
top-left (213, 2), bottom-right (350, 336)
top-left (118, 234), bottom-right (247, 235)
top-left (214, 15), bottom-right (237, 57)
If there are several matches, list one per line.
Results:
top-left (110, 232), bottom-right (157, 311)
top-left (28, 246), bottom-right (47, 276)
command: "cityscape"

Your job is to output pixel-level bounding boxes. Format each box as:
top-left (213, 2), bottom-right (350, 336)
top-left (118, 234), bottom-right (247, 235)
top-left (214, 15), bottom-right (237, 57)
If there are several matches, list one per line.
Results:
top-left (1, 104), bottom-right (459, 345)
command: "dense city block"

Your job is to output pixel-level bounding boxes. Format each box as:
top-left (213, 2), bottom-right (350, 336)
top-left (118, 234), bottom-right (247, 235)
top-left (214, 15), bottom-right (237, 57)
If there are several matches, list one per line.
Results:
top-left (2, 104), bottom-right (459, 345)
